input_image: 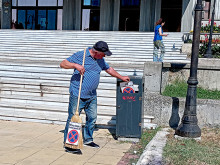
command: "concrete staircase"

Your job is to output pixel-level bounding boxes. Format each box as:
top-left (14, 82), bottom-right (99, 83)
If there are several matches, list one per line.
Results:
top-left (0, 30), bottom-right (190, 127)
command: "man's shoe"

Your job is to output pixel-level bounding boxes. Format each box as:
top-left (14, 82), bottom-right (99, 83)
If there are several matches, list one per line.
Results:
top-left (64, 147), bottom-right (82, 155)
top-left (84, 142), bottom-right (100, 148)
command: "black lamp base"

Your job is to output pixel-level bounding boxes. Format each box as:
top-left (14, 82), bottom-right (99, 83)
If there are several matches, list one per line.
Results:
top-left (175, 123), bottom-right (201, 138)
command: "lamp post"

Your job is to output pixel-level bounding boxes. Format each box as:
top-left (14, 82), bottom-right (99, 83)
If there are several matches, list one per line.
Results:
top-left (175, 0), bottom-right (202, 138)
top-left (204, 0), bottom-right (216, 58)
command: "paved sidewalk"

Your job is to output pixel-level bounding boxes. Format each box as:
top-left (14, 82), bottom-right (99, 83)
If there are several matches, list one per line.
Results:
top-left (0, 120), bottom-right (131, 165)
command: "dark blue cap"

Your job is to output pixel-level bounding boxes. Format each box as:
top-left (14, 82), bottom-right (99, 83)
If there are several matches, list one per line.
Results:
top-left (93, 41), bottom-right (112, 56)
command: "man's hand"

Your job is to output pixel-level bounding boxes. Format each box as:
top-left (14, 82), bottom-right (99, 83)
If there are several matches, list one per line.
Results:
top-left (75, 64), bottom-right (85, 75)
top-left (121, 76), bottom-right (130, 82)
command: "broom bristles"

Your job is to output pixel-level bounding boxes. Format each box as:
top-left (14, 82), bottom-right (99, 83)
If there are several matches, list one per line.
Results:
top-left (71, 113), bottom-right (82, 123)
top-left (64, 113), bottom-right (83, 149)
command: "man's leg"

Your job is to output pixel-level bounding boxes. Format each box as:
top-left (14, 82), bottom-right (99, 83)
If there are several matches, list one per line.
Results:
top-left (83, 96), bottom-right (98, 147)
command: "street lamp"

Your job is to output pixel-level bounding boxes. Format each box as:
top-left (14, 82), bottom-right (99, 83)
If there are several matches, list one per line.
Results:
top-left (204, 0), bottom-right (216, 58)
top-left (175, 0), bottom-right (202, 138)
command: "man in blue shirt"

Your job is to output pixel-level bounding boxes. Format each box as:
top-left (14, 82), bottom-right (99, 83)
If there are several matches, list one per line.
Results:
top-left (60, 41), bottom-right (130, 152)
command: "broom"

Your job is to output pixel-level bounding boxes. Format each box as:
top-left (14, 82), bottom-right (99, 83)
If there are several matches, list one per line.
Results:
top-left (64, 48), bottom-right (86, 149)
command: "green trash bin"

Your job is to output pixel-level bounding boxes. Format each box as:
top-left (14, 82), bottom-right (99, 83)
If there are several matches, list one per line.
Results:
top-left (116, 76), bottom-right (144, 138)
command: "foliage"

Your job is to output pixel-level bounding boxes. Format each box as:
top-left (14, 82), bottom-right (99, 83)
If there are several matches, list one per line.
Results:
top-left (185, 39), bottom-right (193, 43)
top-left (199, 34), bottom-right (220, 58)
top-left (162, 80), bottom-right (220, 100)
top-left (201, 19), bottom-right (220, 33)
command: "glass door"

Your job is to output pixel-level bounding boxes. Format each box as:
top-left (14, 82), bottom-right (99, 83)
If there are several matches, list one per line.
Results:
top-left (27, 10), bottom-right (35, 29)
top-left (17, 10), bottom-right (25, 29)
top-left (17, 9), bottom-right (35, 29)
top-left (47, 10), bottom-right (56, 30)
top-left (38, 10), bottom-right (46, 30)
top-left (38, 10), bottom-right (56, 30)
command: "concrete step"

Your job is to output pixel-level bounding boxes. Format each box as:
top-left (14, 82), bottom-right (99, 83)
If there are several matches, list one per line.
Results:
top-left (0, 30), bottom-right (189, 127)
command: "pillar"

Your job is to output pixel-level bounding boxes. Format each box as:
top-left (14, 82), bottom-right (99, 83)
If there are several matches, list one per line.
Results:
top-left (1, 0), bottom-right (11, 29)
top-left (100, 0), bottom-right (119, 31)
top-left (140, 0), bottom-right (160, 32)
top-left (181, 0), bottom-right (197, 32)
top-left (62, 0), bottom-right (81, 30)
top-left (112, 0), bottom-right (120, 31)
top-left (154, 0), bottom-right (161, 26)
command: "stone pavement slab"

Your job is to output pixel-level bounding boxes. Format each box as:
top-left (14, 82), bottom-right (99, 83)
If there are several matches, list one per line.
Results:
top-left (0, 120), bottom-right (132, 165)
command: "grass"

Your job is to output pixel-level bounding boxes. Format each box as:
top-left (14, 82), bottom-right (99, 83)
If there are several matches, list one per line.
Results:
top-left (162, 81), bottom-right (220, 100)
top-left (163, 128), bottom-right (220, 165)
top-left (118, 127), bottom-right (160, 164)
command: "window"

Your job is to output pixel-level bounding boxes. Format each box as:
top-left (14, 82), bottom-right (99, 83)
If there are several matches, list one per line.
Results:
top-left (12, 0), bottom-right (17, 6)
top-left (18, 0), bottom-right (36, 6)
top-left (12, 0), bottom-right (63, 30)
top-left (57, 9), bottom-right (63, 30)
top-left (121, 0), bottom-right (140, 7)
top-left (83, 0), bottom-right (100, 7)
top-left (12, 9), bottom-right (17, 22)
top-left (58, 0), bottom-right (63, 6)
top-left (38, 0), bottom-right (57, 6)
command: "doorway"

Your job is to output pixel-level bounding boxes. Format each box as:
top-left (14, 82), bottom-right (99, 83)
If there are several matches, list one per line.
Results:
top-left (161, 0), bottom-right (182, 32)
top-left (82, 0), bottom-right (100, 31)
top-left (119, 0), bottom-right (140, 31)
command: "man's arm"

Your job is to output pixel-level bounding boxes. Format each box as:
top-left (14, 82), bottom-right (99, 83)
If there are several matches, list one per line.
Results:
top-left (60, 59), bottom-right (85, 75)
top-left (105, 67), bottom-right (130, 82)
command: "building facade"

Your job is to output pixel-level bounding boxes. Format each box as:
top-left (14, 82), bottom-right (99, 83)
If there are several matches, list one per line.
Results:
top-left (1, 0), bottom-right (220, 32)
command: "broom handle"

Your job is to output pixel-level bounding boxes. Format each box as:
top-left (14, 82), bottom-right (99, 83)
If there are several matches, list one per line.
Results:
top-left (76, 48), bottom-right (86, 114)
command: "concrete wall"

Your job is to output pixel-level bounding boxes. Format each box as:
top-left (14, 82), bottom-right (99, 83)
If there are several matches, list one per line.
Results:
top-left (162, 58), bottom-right (220, 91)
top-left (144, 92), bottom-right (220, 128)
top-left (144, 60), bottom-right (220, 128)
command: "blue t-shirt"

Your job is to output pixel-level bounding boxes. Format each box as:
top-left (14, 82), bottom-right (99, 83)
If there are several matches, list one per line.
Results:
top-left (66, 47), bottom-right (110, 98)
top-left (154, 25), bottom-right (163, 41)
